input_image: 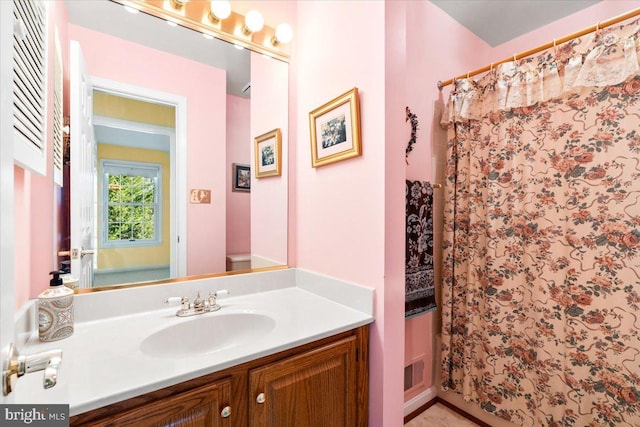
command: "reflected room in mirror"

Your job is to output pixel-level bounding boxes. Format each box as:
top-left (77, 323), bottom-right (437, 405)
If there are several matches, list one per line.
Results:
top-left (57, 0), bottom-right (289, 292)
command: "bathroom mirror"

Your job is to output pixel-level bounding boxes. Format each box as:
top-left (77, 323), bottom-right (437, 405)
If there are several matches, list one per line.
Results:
top-left (57, 0), bottom-right (289, 291)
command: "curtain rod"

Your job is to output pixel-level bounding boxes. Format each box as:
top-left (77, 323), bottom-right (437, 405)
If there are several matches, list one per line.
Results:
top-left (437, 7), bottom-right (640, 90)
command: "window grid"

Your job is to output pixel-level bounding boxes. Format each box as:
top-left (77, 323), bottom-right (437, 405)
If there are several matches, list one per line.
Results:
top-left (101, 160), bottom-right (161, 248)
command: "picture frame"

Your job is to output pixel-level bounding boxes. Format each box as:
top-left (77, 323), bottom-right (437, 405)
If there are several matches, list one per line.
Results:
top-left (232, 163), bottom-right (251, 192)
top-left (308, 87), bottom-right (361, 167)
top-left (254, 128), bottom-right (282, 178)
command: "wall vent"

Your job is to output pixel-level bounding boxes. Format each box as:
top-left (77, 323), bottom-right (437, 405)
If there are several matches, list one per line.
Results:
top-left (404, 358), bottom-right (425, 392)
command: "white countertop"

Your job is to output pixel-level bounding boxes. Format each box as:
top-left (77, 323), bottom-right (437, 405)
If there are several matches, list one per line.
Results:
top-left (12, 269), bottom-right (374, 416)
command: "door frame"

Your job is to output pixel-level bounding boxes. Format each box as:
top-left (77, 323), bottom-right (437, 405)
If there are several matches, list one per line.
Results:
top-left (0, 0), bottom-right (15, 403)
top-left (91, 77), bottom-right (187, 278)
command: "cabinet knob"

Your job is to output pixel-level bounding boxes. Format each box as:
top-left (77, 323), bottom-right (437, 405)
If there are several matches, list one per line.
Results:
top-left (220, 406), bottom-right (231, 418)
top-left (256, 393), bottom-right (266, 404)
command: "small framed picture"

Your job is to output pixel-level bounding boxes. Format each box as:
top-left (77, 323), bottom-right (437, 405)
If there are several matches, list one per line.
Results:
top-left (309, 87), bottom-right (361, 167)
top-left (254, 128), bottom-right (282, 178)
top-left (232, 163), bottom-right (251, 192)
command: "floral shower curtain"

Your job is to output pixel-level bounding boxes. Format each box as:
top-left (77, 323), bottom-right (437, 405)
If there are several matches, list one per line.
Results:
top-left (441, 19), bottom-right (640, 427)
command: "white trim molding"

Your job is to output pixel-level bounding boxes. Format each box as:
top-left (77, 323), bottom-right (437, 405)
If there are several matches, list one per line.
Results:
top-left (404, 386), bottom-right (438, 417)
top-left (89, 76), bottom-right (187, 278)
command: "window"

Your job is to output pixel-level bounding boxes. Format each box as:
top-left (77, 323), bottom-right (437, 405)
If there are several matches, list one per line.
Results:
top-left (101, 160), bottom-right (162, 248)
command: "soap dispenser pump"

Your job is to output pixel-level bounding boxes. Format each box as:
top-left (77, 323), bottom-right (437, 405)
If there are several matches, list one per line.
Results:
top-left (38, 271), bottom-right (74, 342)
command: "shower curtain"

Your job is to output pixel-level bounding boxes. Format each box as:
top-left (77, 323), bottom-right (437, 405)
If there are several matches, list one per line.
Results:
top-left (441, 19), bottom-right (640, 427)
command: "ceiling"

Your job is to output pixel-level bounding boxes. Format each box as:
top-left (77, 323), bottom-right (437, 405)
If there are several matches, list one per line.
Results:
top-left (430, 0), bottom-right (601, 46)
top-left (64, 0), bottom-right (251, 98)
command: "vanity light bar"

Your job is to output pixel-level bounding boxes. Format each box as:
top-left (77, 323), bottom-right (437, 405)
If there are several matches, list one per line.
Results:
top-left (114, 0), bottom-right (291, 61)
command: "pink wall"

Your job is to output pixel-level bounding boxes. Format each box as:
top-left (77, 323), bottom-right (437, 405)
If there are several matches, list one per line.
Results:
top-left (250, 53), bottom-right (288, 265)
top-left (226, 95), bottom-right (251, 256)
top-left (67, 24), bottom-right (227, 277)
top-left (14, 168), bottom-right (31, 306)
top-left (293, 1), bottom-right (404, 425)
top-left (384, 0), bottom-right (409, 422)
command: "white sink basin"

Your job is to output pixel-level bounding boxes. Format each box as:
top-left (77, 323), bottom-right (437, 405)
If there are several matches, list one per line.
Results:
top-left (140, 313), bottom-right (275, 358)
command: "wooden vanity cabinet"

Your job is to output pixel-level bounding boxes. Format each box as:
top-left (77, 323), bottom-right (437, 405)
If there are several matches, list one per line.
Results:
top-left (70, 325), bottom-right (369, 427)
top-left (249, 336), bottom-right (358, 427)
top-left (81, 378), bottom-right (233, 427)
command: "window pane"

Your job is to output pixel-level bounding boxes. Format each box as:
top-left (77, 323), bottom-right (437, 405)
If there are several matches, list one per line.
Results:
top-left (143, 222), bottom-right (155, 239)
top-left (108, 184), bottom-right (120, 203)
top-left (108, 205), bottom-right (121, 222)
top-left (133, 206), bottom-right (144, 222)
top-left (132, 186), bottom-right (144, 203)
top-left (120, 223), bottom-right (132, 240)
top-left (123, 184), bottom-right (134, 203)
top-left (143, 185), bottom-right (155, 204)
top-left (132, 222), bottom-right (143, 240)
top-left (121, 175), bottom-right (132, 186)
top-left (108, 223), bottom-right (120, 241)
top-left (121, 206), bottom-right (133, 222)
top-left (143, 206), bottom-right (154, 222)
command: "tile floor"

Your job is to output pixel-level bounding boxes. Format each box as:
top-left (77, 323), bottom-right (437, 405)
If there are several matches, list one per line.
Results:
top-left (405, 402), bottom-right (481, 427)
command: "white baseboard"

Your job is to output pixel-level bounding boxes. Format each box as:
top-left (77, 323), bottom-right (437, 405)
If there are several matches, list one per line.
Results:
top-left (404, 386), bottom-right (437, 417)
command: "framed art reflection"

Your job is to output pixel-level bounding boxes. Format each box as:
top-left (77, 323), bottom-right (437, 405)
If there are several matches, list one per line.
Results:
top-left (232, 163), bottom-right (250, 192)
top-left (254, 128), bottom-right (282, 178)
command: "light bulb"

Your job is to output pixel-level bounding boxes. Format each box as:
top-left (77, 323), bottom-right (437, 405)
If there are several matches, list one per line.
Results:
top-left (274, 23), bottom-right (293, 44)
top-left (210, 0), bottom-right (231, 20)
top-left (244, 10), bottom-right (264, 33)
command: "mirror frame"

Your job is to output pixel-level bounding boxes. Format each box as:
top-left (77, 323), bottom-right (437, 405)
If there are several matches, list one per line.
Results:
top-left (71, 0), bottom-right (291, 294)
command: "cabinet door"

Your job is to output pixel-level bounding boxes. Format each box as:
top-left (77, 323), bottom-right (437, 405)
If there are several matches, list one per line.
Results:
top-left (84, 377), bottom-right (233, 427)
top-left (249, 336), bottom-right (357, 427)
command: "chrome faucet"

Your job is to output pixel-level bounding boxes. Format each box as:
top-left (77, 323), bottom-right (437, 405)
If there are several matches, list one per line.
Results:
top-left (3, 344), bottom-right (62, 395)
top-left (165, 290), bottom-right (229, 317)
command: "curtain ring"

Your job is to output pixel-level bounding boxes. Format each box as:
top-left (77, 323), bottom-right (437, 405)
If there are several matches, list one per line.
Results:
top-left (553, 38), bottom-right (557, 54)
top-left (466, 71), bottom-right (470, 79)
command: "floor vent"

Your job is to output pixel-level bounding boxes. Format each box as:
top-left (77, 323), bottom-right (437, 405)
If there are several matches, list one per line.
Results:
top-left (404, 358), bottom-right (425, 392)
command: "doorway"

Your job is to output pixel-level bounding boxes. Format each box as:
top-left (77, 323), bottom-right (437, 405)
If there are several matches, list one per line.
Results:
top-left (83, 77), bottom-right (187, 285)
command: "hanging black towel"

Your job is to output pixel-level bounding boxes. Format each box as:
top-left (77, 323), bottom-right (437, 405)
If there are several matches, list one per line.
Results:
top-left (405, 180), bottom-right (436, 318)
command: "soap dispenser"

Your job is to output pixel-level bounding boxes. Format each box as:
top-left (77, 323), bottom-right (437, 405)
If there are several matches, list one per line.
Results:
top-left (38, 271), bottom-right (74, 342)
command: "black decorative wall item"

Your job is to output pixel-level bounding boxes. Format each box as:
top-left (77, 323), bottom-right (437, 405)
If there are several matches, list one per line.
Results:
top-left (405, 106), bottom-right (418, 163)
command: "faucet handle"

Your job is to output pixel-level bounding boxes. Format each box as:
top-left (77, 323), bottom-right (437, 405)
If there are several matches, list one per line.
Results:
top-left (165, 296), bottom-right (189, 311)
top-left (3, 344), bottom-right (63, 396)
top-left (207, 290), bottom-right (229, 311)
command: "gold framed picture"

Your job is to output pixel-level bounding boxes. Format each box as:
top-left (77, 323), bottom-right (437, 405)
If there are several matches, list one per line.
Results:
top-left (309, 87), bottom-right (361, 167)
top-left (254, 128), bottom-right (282, 178)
